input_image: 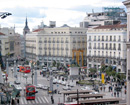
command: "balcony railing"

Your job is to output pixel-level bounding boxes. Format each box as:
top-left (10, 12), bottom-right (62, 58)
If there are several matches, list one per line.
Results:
top-left (44, 47), bottom-right (47, 50)
top-left (88, 39), bottom-right (91, 41)
top-left (61, 48), bottom-right (64, 50)
top-left (113, 47), bottom-right (116, 50)
top-left (39, 47), bottom-right (42, 50)
top-left (57, 41), bottom-right (60, 43)
top-left (48, 41), bottom-right (51, 43)
top-left (109, 47), bottom-right (112, 50)
top-left (52, 40), bottom-right (55, 43)
top-left (52, 48), bottom-right (55, 50)
top-left (88, 46), bottom-right (91, 49)
top-left (73, 40), bottom-right (76, 43)
top-left (93, 47), bottom-right (96, 49)
top-left (39, 41), bottom-right (42, 43)
top-left (48, 47), bottom-right (51, 50)
top-left (78, 41), bottom-right (81, 43)
top-left (61, 41), bottom-right (64, 43)
top-left (118, 48), bottom-right (121, 50)
top-left (44, 40), bottom-right (47, 43)
top-left (65, 40), bottom-right (69, 43)
top-left (66, 47), bottom-right (69, 50)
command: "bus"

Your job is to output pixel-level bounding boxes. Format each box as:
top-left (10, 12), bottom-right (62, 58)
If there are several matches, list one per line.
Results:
top-left (19, 66), bottom-right (24, 72)
top-left (24, 65), bottom-right (31, 73)
top-left (25, 84), bottom-right (36, 100)
top-left (19, 65), bottom-right (31, 73)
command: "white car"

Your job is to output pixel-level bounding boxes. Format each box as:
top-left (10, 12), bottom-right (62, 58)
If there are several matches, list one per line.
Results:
top-left (81, 86), bottom-right (91, 90)
top-left (61, 81), bottom-right (66, 85)
top-left (14, 80), bottom-right (20, 84)
top-left (68, 82), bottom-right (74, 87)
top-left (2, 73), bottom-right (6, 79)
top-left (36, 84), bottom-right (44, 89)
top-left (57, 80), bottom-right (62, 84)
top-left (53, 79), bottom-right (58, 84)
top-left (63, 85), bottom-right (71, 90)
top-left (42, 67), bottom-right (48, 71)
top-left (89, 91), bottom-right (99, 94)
top-left (15, 85), bottom-right (22, 91)
top-left (42, 85), bottom-right (49, 90)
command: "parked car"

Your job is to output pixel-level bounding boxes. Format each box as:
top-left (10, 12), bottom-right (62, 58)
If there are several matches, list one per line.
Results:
top-left (61, 81), bottom-right (66, 85)
top-left (14, 80), bottom-right (20, 84)
top-left (89, 91), bottom-right (99, 94)
top-left (81, 86), bottom-right (91, 90)
top-left (57, 80), bottom-right (62, 84)
top-left (36, 84), bottom-right (44, 89)
top-left (42, 85), bottom-right (49, 90)
top-left (68, 82), bottom-right (74, 87)
top-left (63, 85), bottom-right (71, 90)
top-left (15, 85), bottom-right (22, 91)
top-left (42, 67), bottom-right (48, 71)
top-left (53, 79), bottom-right (58, 84)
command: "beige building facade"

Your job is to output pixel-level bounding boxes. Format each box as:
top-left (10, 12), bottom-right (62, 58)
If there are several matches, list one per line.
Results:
top-left (87, 24), bottom-right (127, 73)
top-left (26, 27), bottom-right (87, 67)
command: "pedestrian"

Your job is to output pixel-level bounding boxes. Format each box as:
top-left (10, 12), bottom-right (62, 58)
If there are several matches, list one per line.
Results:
top-left (11, 99), bottom-right (15, 105)
top-left (17, 98), bottom-right (19, 104)
top-left (100, 87), bottom-right (102, 91)
top-left (124, 89), bottom-right (126, 94)
top-left (104, 86), bottom-right (106, 92)
top-left (108, 86), bottom-right (110, 92)
top-left (117, 91), bottom-right (119, 97)
top-left (114, 91), bottom-right (116, 97)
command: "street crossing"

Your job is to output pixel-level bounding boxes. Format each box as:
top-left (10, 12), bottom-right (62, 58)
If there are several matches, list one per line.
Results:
top-left (20, 96), bottom-right (50, 105)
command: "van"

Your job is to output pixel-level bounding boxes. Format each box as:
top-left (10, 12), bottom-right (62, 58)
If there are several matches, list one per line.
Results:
top-left (42, 67), bottom-right (48, 71)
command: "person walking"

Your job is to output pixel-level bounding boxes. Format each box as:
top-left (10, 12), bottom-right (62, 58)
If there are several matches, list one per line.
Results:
top-left (104, 86), bottom-right (106, 92)
top-left (117, 91), bottom-right (119, 97)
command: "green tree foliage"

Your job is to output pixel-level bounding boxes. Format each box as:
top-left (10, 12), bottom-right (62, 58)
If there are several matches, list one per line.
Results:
top-left (52, 60), bottom-right (56, 67)
top-left (100, 64), bottom-right (106, 72)
top-left (89, 68), bottom-right (97, 74)
top-left (36, 60), bottom-right (40, 66)
top-left (57, 61), bottom-right (60, 69)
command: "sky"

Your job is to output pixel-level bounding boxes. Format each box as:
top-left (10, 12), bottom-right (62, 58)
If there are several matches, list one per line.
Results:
top-left (0, 0), bottom-right (126, 35)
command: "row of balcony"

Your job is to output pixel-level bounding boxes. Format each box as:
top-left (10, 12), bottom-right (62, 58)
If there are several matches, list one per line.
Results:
top-left (44, 40), bottom-right (69, 43)
top-left (88, 39), bottom-right (126, 42)
top-left (72, 41), bottom-right (86, 43)
top-left (88, 39), bottom-right (122, 42)
top-left (88, 46), bottom-right (121, 50)
top-left (87, 54), bottom-right (121, 59)
top-left (44, 47), bottom-right (69, 50)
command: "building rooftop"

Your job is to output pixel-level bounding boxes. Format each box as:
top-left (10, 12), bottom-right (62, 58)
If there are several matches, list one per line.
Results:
top-left (94, 24), bottom-right (127, 29)
top-left (0, 32), bottom-right (5, 35)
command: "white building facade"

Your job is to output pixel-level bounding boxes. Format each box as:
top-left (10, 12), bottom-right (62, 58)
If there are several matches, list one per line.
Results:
top-left (26, 27), bottom-right (87, 67)
top-left (87, 24), bottom-right (127, 73)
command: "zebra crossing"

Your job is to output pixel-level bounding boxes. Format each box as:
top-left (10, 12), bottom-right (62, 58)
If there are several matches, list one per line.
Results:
top-left (20, 96), bottom-right (49, 105)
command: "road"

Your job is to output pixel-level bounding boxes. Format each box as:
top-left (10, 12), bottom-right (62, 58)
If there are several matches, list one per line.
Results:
top-left (7, 66), bottom-right (126, 105)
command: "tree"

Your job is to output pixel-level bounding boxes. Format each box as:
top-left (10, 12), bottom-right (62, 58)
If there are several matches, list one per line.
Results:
top-left (89, 68), bottom-right (97, 74)
top-left (52, 60), bottom-right (56, 67)
top-left (36, 60), bottom-right (40, 66)
top-left (57, 61), bottom-right (60, 69)
top-left (100, 64), bottom-right (106, 73)
top-left (0, 52), bottom-right (5, 70)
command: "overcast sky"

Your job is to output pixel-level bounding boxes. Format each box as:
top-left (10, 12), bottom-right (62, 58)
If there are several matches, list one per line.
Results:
top-left (0, 0), bottom-right (126, 34)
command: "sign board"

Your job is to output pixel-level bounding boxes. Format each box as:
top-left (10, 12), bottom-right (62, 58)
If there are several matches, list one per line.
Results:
top-left (102, 73), bottom-right (105, 84)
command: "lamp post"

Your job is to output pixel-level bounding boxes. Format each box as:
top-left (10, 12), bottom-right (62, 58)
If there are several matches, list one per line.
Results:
top-left (0, 12), bottom-right (12, 19)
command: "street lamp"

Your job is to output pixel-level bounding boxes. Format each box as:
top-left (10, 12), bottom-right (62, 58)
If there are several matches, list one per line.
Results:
top-left (0, 12), bottom-right (12, 19)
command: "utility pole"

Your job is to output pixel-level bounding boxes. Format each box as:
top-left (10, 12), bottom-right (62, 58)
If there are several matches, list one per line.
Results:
top-left (31, 46), bottom-right (34, 84)
top-left (6, 58), bottom-right (9, 76)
